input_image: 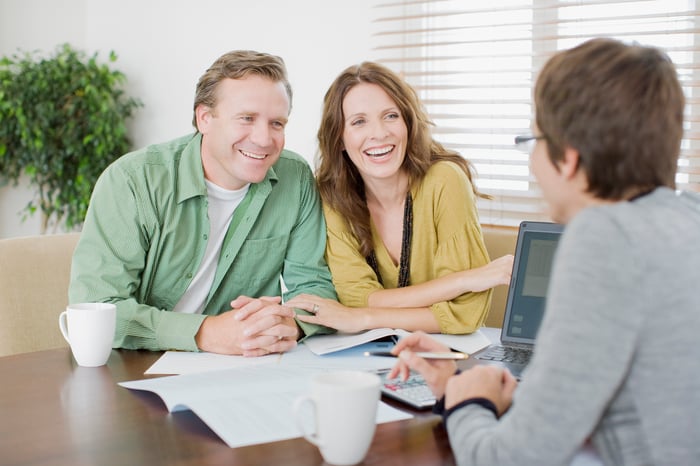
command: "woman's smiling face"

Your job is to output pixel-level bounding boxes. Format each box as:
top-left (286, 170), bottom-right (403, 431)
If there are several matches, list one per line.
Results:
top-left (341, 82), bottom-right (408, 184)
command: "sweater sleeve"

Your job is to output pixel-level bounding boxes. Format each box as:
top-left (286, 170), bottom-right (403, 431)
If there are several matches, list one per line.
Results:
top-left (446, 210), bottom-right (644, 466)
top-left (422, 163), bottom-right (491, 333)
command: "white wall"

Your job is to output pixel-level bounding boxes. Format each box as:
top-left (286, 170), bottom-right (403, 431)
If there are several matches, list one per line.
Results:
top-left (0, 0), bottom-right (377, 237)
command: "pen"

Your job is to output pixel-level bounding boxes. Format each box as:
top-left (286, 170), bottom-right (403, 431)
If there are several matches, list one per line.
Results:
top-left (363, 351), bottom-right (468, 360)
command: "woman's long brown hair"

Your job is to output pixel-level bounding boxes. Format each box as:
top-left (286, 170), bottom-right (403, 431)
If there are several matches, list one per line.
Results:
top-left (316, 61), bottom-right (482, 257)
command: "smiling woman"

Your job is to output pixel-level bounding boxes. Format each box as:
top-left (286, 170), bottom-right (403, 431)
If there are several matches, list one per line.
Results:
top-left (286, 61), bottom-right (514, 336)
top-left (341, 82), bottom-right (409, 190)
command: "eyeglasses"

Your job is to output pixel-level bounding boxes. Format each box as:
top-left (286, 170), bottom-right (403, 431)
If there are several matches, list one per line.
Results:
top-left (514, 134), bottom-right (546, 153)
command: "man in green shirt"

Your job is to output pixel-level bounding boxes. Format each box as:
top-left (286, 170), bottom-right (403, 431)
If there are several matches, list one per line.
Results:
top-left (69, 50), bottom-right (336, 356)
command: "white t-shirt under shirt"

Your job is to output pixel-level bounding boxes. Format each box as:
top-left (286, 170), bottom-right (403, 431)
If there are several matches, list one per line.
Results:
top-left (172, 180), bottom-right (250, 314)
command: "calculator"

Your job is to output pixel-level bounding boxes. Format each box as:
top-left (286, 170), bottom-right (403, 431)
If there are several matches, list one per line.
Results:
top-left (376, 369), bottom-right (436, 409)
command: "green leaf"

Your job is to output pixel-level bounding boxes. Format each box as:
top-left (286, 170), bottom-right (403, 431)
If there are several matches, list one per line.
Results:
top-left (0, 42), bottom-right (143, 230)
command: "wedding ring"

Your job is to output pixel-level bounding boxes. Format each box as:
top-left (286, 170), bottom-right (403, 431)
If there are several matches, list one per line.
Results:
top-left (312, 304), bottom-right (319, 313)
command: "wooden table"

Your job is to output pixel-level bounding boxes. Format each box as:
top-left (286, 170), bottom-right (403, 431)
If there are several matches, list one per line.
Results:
top-left (0, 348), bottom-right (455, 466)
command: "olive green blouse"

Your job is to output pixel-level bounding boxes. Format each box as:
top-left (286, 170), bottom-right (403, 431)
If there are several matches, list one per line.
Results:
top-left (323, 161), bottom-right (492, 334)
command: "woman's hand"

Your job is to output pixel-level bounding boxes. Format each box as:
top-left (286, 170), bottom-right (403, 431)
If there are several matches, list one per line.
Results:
top-left (286, 294), bottom-right (369, 333)
top-left (466, 254), bottom-right (514, 292)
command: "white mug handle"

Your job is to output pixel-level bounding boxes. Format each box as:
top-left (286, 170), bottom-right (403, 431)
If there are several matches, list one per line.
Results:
top-left (58, 310), bottom-right (71, 345)
top-left (292, 396), bottom-right (321, 447)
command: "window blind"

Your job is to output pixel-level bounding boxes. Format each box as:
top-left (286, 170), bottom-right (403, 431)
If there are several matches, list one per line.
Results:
top-left (372, 0), bottom-right (700, 226)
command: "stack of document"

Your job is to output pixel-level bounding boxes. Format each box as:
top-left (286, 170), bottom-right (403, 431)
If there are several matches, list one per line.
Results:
top-left (120, 364), bottom-right (411, 448)
top-left (119, 328), bottom-right (491, 448)
top-left (303, 327), bottom-right (490, 356)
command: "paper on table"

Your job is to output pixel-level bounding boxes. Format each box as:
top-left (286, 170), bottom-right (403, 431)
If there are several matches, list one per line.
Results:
top-left (145, 350), bottom-right (281, 375)
top-left (145, 329), bottom-right (490, 376)
top-left (281, 341), bottom-right (397, 371)
top-left (431, 330), bottom-right (491, 356)
top-left (303, 327), bottom-right (491, 357)
top-left (145, 342), bottom-right (398, 376)
top-left (119, 364), bottom-right (412, 448)
top-left (303, 328), bottom-right (410, 355)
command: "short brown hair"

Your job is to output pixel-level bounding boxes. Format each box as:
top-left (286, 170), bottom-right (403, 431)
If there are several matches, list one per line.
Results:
top-left (192, 50), bottom-right (292, 130)
top-left (535, 38), bottom-right (685, 199)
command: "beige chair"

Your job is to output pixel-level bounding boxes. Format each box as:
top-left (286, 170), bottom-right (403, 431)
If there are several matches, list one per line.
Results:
top-left (482, 226), bottom-right (518, 328)
top-left (0, 232), bottom-right (81, 356)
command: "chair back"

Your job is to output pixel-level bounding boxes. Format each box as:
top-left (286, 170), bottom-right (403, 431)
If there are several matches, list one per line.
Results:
top-left (0, 233), bottom-right (81, 356)
top-left (482, 226), bottom-right (518, 328)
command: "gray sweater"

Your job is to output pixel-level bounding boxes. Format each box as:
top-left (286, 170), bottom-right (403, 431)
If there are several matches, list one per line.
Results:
top-left (447, 188), bottom-right (700, 466)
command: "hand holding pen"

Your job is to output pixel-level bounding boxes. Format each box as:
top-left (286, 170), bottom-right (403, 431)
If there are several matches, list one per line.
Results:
top-left (385, 331), bottom-right (460, 400)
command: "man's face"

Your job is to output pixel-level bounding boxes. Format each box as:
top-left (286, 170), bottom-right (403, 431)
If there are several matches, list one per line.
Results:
top-left (197, 75), bottom-right (290, 190)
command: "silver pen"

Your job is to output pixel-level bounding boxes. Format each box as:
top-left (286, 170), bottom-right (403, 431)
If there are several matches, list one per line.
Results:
top-left (363, 351), bottom-right (468, 360)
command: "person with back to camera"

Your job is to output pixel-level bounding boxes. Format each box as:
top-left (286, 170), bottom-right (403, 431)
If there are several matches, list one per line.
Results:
top-left (69, 50), bottom-right (336, 357)
top-left (388, 38), bottom-right (700, 465)
top-left (287, 62), bottom-right (514, 334)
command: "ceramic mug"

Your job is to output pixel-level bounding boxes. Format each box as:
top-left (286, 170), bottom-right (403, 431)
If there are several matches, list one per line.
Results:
top-left (58, 302), bottom-right (116, 367)
top-left (293, 370), bottom-right (381, 465)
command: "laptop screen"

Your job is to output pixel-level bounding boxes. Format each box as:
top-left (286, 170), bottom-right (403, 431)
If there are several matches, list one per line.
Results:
top-left (501, 221), bottom-right (564, 345)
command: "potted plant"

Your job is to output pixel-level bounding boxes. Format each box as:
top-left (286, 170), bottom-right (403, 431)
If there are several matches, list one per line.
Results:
top-left (0, 43), bottom-right (142, 232)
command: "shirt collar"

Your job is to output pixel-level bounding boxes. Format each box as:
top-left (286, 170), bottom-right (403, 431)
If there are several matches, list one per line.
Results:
top-left (176, 133), bottom-right (280, 203)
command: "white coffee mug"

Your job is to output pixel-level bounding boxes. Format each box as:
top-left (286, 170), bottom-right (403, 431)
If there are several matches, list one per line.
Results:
top-left (293, 370), bottom-right (381, 466)
top-left (58, 302), bottom-right (116, 367)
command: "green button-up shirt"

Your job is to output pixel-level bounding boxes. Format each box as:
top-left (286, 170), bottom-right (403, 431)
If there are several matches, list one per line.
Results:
top-left (69, 133), bottom-right (336, 351)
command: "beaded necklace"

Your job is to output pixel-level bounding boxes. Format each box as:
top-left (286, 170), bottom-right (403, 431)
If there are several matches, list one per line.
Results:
top-left (366, 192), bottom-right (413, 288)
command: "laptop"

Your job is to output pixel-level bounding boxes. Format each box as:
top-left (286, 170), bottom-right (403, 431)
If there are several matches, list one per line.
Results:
top-left (470, 220), bottom-right (564, 379)
top-left (373, 221), bottom-right (563, 409)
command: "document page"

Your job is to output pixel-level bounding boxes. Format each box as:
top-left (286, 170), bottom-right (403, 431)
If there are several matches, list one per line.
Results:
top-left (145, 342), bottom-right (398, 375)
top-left (145, 350), bottom-right (281, 375)
top-left (303, 328), bottom-right (491, 357)
top-left (119, 364), bottom-right (412, 448)
top-left (431, 330), bottom-right (491, 355)
top-left (146, 329), bottom-right (491, 376)
top-left (303, 328), bottom-right (408, 355)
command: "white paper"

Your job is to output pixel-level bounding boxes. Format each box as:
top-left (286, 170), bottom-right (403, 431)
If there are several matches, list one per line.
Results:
top-left (146, 329), bottom-right (491, 376)
top-left (128, 328), bottom-right (493, 450)
top-left (281, 341), bottom-right (398, 371)
top-left (303, 328), bottom-right (409, 355)
top-left (430, 330), bottom-right (491, 356)
top-left (146, 341), bottom-right (399, 376)
top-left (119, 364), bottom-right (412, 448)
top-left (145, 350), bottom-right (281, 375)
top-left (303, 327), bottom-right (491, 358)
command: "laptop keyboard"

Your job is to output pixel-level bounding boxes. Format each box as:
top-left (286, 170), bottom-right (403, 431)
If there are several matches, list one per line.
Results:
top-left (476, 345), bottom-right (532, 365)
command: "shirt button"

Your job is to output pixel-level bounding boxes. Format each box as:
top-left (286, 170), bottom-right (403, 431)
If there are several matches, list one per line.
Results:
top-left (203, 234), bottom-right (208, 240)
top-left (186, 272), bottom-right (193, 278)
